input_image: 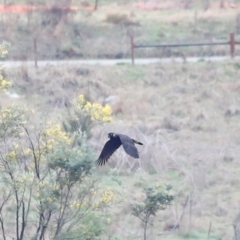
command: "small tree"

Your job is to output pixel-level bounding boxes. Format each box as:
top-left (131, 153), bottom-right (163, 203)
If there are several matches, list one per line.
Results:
top-left (131, 185), bottom-right (174, 240)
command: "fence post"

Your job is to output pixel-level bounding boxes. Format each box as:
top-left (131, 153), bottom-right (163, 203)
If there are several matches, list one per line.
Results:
top-left (229, 32), bottom-right (235, 58)
top-left (94, 0), bottom-right (99, 10)
top-left (34, 38), bottom-right (38, 68)
top-left (130, 35), bottom-right (135, 65)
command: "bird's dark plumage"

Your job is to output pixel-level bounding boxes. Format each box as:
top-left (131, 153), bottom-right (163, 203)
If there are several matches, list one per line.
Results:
top-left (96, 133), bottom-right (143, 166)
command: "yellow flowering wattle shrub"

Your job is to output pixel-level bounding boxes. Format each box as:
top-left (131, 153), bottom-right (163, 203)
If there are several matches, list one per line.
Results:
top-left (44, 122), bottom-right (72, 151)
top-left (77, 94), bottom-right (112, 122)
top-left (101, 188), bottom-right (115, 204)
top-left (0, 45), bottom-right (8, 56)
top-left (0, 61), bottom-right (115, 238)
top-left (63, 94), bottom-right (113, 138)
top-left (0, 105), bottom-right (26, 138)
top-left (0, 75), bottom-right (11, 91)
top-left (0, 44), bottom-right (11, 91)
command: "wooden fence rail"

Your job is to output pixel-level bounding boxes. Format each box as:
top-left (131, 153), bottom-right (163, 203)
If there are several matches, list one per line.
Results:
top-left (130, 32), bottom-right (239, 65)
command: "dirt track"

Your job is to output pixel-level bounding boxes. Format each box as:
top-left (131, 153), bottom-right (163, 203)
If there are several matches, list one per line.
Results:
top-left (0, 56), bottom-right (238, 68)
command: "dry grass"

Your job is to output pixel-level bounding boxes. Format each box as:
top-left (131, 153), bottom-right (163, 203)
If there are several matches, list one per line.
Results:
top-left (1, 1), bottom-right (240, 239)
top-left (0, 0), bottom-right (238, 60)
top-left (3, 59), bottom-right (240, 239)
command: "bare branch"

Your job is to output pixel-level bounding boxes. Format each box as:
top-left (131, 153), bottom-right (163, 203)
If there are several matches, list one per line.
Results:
top-left (24, 127), bottom-right (40, 179)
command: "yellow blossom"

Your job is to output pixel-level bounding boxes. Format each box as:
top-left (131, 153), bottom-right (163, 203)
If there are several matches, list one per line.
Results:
top-left (102, 105), bottom-right (112, 115)
top-left (0, 45), bottom-right (11, 91)
top-left (77, 94), bottom-right (85, 108)
top-left (1, 79), bottom-right (11, 88)
top-left (44, 123), bottom-right (71, 150)
top-left (6, 150), bottom-right (17, 160)
top-left (75, 95), bottom-right (112, 123)
top-left (101, 188), bottom-right (115, 204)
top-left (93, 203), bottom-right (100, 210)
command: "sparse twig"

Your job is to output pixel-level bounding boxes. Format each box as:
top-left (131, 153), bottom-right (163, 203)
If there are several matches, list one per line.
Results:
top-left (156, 130), bottom-right (196, 191)
top-left (171, 194), bottom-right (190, 231)
top-left (0, 191), bottom-right (11, 240)
top-left (189, 192), bottom-right (193, 231)
top-left (207, 221), bottom-right (211, 240)
top-left (24, 127), bottom-right (40, 179)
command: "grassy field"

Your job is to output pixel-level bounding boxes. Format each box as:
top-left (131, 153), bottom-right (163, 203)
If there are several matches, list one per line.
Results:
top-left (2, 59), bottom-right (240, 239)
top-left (1, 0), bottom-right (240, 239)
top-left (0, 0), bottom-right (239, 60)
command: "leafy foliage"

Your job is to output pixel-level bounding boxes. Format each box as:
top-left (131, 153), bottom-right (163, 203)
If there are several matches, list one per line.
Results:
top-left (0, 103), bottom-right (115, 240)
top-left (0, 105), bottom-right (26, 138)
top-left (132, 185), bottom-right (173, 217)
top-left (55, 212), bottom-right (106, 240)
top-left (47, 142), bottom-right (92, 184)
top-left (0, 50), bottom-right (116, 238)
top-left (132, 185), bottom-right (174, 240)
